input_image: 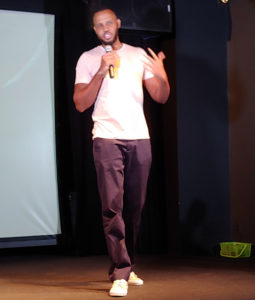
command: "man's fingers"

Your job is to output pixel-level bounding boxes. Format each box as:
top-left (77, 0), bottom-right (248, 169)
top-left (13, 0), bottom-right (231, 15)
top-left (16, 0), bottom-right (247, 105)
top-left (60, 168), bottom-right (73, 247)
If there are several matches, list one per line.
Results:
top-left (158, 51), bottom-right (166, 60)
top-left (143, 60), bottom-right (153, 72)
top-left (142, 53), bottom-right (153, 65)
top-left (147, 47), bottom-right (158, 59)
top-left (147, 48), bottom-right (166, 61)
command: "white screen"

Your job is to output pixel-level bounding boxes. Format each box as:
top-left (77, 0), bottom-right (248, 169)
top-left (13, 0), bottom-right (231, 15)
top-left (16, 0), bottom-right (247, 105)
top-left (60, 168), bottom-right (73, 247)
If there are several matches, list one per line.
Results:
top-left (0, 10), bottom-right (61, 240)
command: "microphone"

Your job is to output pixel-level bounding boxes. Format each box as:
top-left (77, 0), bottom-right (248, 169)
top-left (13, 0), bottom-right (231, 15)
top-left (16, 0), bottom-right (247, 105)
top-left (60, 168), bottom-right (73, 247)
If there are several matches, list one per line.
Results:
top-left (105, 45), bottom-right (114, 79)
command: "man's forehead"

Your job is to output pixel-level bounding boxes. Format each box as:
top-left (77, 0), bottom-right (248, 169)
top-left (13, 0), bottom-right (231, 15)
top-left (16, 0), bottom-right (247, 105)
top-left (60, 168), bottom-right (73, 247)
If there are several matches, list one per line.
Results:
top-left (93, 9), bottom-right (117, 24)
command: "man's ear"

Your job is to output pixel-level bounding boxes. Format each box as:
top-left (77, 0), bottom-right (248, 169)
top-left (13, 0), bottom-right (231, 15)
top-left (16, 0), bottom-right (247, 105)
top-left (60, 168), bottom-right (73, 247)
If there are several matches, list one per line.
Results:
top-left (117, 18), bottom-right (121, 29)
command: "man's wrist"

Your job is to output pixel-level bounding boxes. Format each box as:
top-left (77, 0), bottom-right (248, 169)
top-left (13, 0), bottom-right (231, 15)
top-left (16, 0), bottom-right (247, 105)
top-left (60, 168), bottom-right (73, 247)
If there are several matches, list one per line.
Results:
top-left (97, 70), bottom-right (106, 78)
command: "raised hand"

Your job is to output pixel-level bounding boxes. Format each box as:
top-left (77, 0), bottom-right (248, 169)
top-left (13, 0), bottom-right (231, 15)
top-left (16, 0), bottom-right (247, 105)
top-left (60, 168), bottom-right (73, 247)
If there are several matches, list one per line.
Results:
top-left (143, 48), bottom-right (168, 81)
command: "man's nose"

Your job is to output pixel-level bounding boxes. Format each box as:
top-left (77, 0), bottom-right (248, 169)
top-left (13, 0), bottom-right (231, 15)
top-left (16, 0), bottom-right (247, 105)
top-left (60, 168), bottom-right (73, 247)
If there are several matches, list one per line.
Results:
top-left (103, 24), bottom-right (110, 31)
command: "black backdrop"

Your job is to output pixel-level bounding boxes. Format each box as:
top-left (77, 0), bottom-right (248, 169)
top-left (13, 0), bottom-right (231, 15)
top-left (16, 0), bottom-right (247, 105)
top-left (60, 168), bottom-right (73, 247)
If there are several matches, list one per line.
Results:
top-left (175, 0), bottom-right (231, 254)
top-left (0, 0), bottom-right (232, 256)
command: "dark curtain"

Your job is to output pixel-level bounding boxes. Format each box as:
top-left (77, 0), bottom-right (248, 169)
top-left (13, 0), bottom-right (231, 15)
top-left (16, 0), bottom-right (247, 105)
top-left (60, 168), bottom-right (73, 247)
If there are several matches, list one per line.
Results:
top-left (175, 0), bottom-right (231, 254)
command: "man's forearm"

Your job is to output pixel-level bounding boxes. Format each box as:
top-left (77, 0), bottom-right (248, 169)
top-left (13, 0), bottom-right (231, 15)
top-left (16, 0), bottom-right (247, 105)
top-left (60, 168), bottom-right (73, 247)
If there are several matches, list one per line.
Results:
top-left (154, 76), bottom-right (170, 104)
top-left (145, 75), bottom-right (170, 104)
top-left (73, 71), bottom-right (105, 112)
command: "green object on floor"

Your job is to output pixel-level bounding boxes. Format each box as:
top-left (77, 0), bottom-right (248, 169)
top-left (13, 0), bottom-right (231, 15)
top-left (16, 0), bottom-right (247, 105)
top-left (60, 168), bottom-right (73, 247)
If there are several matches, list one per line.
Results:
top-left (220, 242), bottom-right (252, 258)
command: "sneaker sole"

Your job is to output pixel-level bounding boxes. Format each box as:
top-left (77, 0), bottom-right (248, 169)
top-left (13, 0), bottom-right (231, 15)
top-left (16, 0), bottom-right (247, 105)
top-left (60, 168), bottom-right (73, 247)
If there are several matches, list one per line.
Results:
top-left (128, 280), bottom-right (144, 286)
top-left (109, 291), bottom-right (128, 297)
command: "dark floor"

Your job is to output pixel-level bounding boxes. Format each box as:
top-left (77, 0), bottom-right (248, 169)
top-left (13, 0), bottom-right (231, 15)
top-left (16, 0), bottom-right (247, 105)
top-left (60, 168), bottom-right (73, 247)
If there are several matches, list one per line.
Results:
top-left (0, 252), bottom-right (255, 300)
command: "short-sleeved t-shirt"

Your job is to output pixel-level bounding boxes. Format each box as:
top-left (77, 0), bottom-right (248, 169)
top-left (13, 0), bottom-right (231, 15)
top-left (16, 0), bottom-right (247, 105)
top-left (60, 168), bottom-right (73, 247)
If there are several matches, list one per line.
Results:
top-left (75, 43), bottom-right (153, 140)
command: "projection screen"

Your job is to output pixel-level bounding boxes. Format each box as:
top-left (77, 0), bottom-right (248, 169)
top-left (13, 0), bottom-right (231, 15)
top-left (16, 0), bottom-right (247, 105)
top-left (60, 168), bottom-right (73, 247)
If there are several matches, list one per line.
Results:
top-left (0, 10), bottom-right (61, 247)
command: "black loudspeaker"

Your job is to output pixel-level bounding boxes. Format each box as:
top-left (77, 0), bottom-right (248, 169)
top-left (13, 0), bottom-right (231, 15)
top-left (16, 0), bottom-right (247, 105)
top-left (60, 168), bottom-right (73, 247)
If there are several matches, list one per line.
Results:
top-left (86, 0), bottom-right (173, 33)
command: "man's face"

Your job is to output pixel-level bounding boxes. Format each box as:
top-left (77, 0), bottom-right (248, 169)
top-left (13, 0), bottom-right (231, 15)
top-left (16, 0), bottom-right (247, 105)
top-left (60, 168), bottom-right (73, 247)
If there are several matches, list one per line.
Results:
top-left (93, 9), bottom-right (121, 45)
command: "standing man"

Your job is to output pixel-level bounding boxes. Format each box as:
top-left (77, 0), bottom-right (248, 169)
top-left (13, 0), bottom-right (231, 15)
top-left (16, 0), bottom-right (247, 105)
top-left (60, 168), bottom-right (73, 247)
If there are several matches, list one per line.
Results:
top-left (73, 8), bottom-right (170, 297)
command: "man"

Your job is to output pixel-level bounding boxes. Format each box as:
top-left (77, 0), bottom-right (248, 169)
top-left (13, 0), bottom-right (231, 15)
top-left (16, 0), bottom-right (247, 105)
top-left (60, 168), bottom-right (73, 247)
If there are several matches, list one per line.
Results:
top-left (73, 8), bottom-right (170, 297)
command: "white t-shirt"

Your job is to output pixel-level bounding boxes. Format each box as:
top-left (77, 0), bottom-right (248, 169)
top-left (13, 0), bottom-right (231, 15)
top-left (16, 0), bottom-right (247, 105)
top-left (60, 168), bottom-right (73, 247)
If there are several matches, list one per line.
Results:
top-left (75, 43), bottom-right (154, 140)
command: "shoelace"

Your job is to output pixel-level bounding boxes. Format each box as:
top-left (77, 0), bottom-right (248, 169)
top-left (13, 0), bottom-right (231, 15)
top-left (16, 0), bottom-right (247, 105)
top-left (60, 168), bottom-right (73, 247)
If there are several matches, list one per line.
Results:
top-left (113, 279), bottom-right (127, 288)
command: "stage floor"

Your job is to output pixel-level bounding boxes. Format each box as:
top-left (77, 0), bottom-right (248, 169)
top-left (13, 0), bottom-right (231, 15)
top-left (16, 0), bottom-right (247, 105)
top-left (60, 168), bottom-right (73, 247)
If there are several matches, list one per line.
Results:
top-left (0, 252), bottom-right (255, 299)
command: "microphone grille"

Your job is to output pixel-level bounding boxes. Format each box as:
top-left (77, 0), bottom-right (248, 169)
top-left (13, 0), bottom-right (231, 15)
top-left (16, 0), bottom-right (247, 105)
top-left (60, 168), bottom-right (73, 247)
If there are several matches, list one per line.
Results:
top-left (105, 45), bottom-right (112, 52)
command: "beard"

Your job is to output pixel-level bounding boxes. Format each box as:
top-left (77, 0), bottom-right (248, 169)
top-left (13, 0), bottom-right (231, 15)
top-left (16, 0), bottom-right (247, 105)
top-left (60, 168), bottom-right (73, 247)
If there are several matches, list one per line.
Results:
top-left (98, 28), bottom-right (119, 46)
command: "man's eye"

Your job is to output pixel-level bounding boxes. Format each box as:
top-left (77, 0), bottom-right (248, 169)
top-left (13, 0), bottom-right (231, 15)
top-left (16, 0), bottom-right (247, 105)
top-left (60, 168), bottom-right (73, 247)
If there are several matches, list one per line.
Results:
top-left (95, 24), bottom-right (103, 30)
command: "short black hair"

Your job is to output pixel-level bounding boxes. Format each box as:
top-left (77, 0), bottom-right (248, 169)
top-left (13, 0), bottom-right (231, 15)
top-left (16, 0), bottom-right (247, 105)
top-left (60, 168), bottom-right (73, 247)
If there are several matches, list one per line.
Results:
top-left (88, 2), bottom-right (117, 28)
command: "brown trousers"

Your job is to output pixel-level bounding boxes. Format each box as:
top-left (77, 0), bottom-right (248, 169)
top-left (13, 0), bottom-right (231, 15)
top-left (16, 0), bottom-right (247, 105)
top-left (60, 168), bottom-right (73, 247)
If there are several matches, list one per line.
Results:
top-left (93, 138), bottom-right (152, 282)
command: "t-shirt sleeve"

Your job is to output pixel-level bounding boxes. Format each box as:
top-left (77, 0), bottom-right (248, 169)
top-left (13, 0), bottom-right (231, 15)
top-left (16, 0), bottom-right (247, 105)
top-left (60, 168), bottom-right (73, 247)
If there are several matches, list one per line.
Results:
top-left (75, 53), bottom-right (91, 84)
top-left (144, 68), bottom-right (154, 80)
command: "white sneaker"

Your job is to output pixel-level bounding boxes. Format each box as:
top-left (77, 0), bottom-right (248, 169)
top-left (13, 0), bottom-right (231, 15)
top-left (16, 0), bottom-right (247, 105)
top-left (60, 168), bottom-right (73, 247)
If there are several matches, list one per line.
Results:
top-left (128, 272), bottom-right (144, 286)
top-left (109, 279), bottom-right (128, 297)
